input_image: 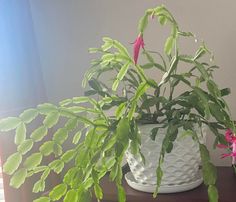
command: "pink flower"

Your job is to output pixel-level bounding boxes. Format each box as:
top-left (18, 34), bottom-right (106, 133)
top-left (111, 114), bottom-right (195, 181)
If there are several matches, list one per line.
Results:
top-left (217, 129), bottom-right (236, 164)
top-left (133, 34), bottom-right (144, 65)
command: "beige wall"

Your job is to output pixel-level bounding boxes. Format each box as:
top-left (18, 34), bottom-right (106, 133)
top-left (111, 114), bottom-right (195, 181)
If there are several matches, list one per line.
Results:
top-left (29, 0), bottom-right (236, 166)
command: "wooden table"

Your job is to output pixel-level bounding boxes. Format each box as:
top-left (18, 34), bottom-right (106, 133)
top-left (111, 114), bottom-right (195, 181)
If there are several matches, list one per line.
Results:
top-left (94, 167), bottom-right (235, 202)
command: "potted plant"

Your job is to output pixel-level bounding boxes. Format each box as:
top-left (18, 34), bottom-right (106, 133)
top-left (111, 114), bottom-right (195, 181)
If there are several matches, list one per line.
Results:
top-left (0, 4), bottom-right (234, 202)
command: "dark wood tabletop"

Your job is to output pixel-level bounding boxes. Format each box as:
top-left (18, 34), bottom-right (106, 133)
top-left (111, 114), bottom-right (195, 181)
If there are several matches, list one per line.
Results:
top-left (94, 167), bottom-right (235, 202)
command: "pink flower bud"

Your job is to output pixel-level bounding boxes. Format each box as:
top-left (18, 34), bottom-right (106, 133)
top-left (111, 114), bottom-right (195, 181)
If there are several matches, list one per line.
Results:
top-left (133, 34), bottom-right (144, 65)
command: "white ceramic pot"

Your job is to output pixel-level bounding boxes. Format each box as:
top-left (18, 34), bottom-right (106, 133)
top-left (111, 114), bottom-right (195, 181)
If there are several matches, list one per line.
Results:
top-left (125, 124), bottom-right (204, 193)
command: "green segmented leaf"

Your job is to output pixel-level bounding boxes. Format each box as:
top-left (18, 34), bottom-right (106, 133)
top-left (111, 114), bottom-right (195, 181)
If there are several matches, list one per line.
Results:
top-left (20, 109), bottom-right (38, 123)
top-left (63, 167), bottom-right (78, 185)
top-left (61, 150), bottom-right (75, 163)
top-left (101, 41), bottom-right (113, 51)
top-left (84, 90), bottom-right (97, 96)
top-left (65, 118), bottom-right (78, 131)
top-left (53, 128), bottom-right (68, 145)
top-left (49, 160), bottom-right (64, 174)
top-left (72, 96), bottom-right (97, 106)
top-left (193, 87), bottom-right (210, 118)
top-left (128, 102), bottom-right (137, 121)
top-left (83, 178), bottom-right (94, 190)
top-left (24, 153), bottom-right (42, 170)
top-left (102, 37), bottom-right (113, 43)
top-left (138, 13), bottom-right (148, 33)
top-left (59, 99), bottom-right (72, 106)
top-left (113, 40), bottom-right (130, 57)
top-left (15, 123), bottom-right (26, 145)
top-left (72, 131), bottom-right (82, 144)
top-left (37, 103), bottom-right (57, 115)
top-left (166, 142), bottom-right (173, 153)
top-left (158, 16), bottom-right (167, 25)
top-left (10, 168), bottom-right (27, 188)
top-left (117, 184), bottom-right (126, 202)
top-left (103, 157), bottom-right (116, 170)
top-left (194, 61), bottom-right (209, 80)
top-left (116, 118), bottom-right (130, 144)
top-left (207, 80), bottom-right (221, 97)
top-left (33, 179), bottom-right (45, 193)
top-left (115, 103), bottom-right (126, 118)
top-left (153, 165), bottom-right (163, 197)
top-left (0, 117), bottom-right (21, 132)
top-left (64, 190), bottom-right (78, 202)
top-left (150, 127), bottom-right (159, 141)
top-left (53, 143), bottom-right (63, 156)
top-left (220, 88), bottom-right (231, 97)
top-left (39, 141), bottom-right (54, 156)
top-left (41, 168), bottom-right (50, 181)
top-left (88, 47), bottom-right (102, 53)
top-left (202, 162), bottom-right (217, 185)
top-left (75, 146), bottom-right (89, 168)
top-left (209, 103), bottom-right (227, 123)
top-left (159, 55), bottom-right (178, 86)
top-left (194, 45), bottom-right (207, 60)
top-left (31, 166), bottom-right (48, 174)
top-left (116, 62), bottom-right (130, 80)
top-left (67, 106), bottom-right (97, 114)
top-left (49, 183), bottom-right (67, 201)
top-left (112, 79), bottom-right (120, 91)
top-left (101, 53), bottom-right (114, 62)
top-left (94, 184), bottom-right (103, 200)
top-left (33, 197), bottom-right (50, 202)
top-left (17, 139), bottom-right (34, 155)
top-left (208, 185), bottom-right (218, 202)
top-left (178, 31), bottom-right (194, 37)
top-left (164, 36), bottom-right (174, 55)
top-left (31, 126), bottom-right (48, 142)
top-left (109, 162), bottom-right (118, 181)
top-left (171, 74), bottom-right (191, 86)
top-left (3, 152), bottom-right (22, 175)
top-left (59, 108), bottom-right (76, 118)
top-left (199, 144), bottom-right (210, 163)
top-left (79, 190), bottom-right (92, 202)
top-left (102, 135), bottom-right (116, 152)
top-left (43, 112), bottom-right (59, 128)
top-left (133, 82), bottom-right (149, 101)
top-left (88, 78), bottom-right (103, 92)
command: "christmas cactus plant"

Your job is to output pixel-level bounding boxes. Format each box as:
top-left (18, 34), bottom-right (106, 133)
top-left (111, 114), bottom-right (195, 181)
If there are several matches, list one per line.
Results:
top-left (0, 5), bottom-right (235, 202)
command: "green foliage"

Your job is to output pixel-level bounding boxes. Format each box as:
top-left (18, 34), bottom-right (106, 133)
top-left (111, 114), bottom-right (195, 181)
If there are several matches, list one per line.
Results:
top-left (64, 190), bottom-right (78, 202)
top-left (0, 117), bottom-right (21, 132)
top-left (200, 144), bottom-right (218, 201)
top-left (49, 183), bottom-right (67, 201)
top-left (39, 141), bottom-right (54, 156)
top-left (43, 112), bottom-right (59, 128)
top-left (10, 168), bottom-right (27, 188)
top-left (153, 165), bottom-right (163, 197)
top-left (31, 126), bottom-right (48, 142)
top-left (33, 197), bottom-right (50, 202)
top-left (53, 128), bottom-right (68, 145)
top-left (3, 152), bottom-right (22, 175)
top-left (17, 139), bottom-right (34, 155)
top-left (15, 123), bottom-right (26, 145)
top-left (33, 179), bottom-right (45, 193)
top-left (138, 13), bottom-right (148, 33)
top-left (24, 153), bottom-right (42, 170)
top-left (164, 36), bottom-right (175, 55)
top-left (208, 185), bottom-right (219, 202)
top-left (19, 109), bottom-right (38, 123)
top-left (0, 4), bottom-right (233, 202)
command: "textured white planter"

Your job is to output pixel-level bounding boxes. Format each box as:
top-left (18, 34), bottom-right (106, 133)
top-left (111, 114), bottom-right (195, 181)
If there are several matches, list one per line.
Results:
top-left (125, 124), bottom-right (204, 193)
